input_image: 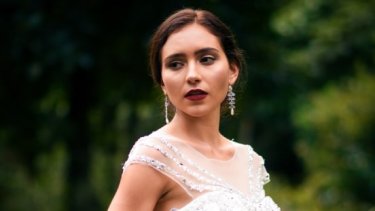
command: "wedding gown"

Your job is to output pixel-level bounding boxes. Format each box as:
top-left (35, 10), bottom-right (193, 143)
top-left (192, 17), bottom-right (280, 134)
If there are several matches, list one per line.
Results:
top-left (123, 130), bottom-right (280, 211)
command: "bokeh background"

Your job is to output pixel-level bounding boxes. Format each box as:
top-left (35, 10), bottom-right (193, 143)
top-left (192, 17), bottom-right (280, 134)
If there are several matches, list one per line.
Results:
top-left (1, 0), bottom-right (374, 210)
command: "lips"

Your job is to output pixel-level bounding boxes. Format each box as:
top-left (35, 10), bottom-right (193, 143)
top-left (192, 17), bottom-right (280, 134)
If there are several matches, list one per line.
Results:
top-left (185, 89), bottom-right (207, 101)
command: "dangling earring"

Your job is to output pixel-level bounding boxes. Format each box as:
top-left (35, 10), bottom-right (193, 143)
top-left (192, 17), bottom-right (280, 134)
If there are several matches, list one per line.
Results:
top-left (227, 85), bottom-right (235, 116)
top-left (164, 95), bottom-right (170, 124)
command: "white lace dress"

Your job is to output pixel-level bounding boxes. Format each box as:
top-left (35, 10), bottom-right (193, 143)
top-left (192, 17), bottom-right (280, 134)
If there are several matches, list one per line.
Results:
top-left (123, 130), bottom-right (280, 211)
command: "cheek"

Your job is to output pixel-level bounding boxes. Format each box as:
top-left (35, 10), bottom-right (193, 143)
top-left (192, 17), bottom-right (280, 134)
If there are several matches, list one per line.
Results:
top-left (161, 72), bottom-right (180, 95)
top-left (210, 68), bottom-right (230, 88)
top-left (209, 70), bottom-right (231, 99)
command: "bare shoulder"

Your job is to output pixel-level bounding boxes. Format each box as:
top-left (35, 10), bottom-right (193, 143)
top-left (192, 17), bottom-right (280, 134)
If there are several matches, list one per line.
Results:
top-left (108, 164), bottom-right (169, 211)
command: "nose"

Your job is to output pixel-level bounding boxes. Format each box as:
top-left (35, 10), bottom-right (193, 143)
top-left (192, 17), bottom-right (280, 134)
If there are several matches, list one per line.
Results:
top-left (186, 62), bottom-right (201, 84)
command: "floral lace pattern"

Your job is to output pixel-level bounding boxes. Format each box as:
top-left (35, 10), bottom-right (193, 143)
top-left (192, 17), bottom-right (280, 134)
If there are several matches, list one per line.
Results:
top-left (175, 190), bottom-right (280, 211)
top-left (123, 131), bottom-right (280, 210)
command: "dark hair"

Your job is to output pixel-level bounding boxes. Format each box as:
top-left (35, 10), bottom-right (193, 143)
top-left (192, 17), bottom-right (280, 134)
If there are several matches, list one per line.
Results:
top-left (149, 8), bottom-right (246, 87)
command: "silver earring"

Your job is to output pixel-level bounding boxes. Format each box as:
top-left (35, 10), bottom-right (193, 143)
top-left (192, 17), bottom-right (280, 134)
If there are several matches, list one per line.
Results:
top-left (164, 95), bottom-right (170, 124)
top-left (227, 85), bottom-right (235, 116)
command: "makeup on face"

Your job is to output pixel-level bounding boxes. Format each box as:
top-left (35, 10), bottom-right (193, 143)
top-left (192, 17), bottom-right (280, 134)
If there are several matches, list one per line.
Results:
top-left (185, 89), bottom-right (208, 101)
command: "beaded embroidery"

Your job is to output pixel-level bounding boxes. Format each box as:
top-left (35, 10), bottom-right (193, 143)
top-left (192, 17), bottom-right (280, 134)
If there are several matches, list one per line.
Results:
top-left (123, 131), bottom-right (280, 211)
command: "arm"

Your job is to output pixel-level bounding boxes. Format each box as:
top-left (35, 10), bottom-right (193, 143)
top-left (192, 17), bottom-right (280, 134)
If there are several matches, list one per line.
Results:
top-left (108, 164), bottom-right (168, 211)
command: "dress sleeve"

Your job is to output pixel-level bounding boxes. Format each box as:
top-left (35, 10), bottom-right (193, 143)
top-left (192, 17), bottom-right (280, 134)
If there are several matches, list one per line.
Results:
top-left (247, 145), bottom-right (271, 186)
top-left (123, 136), bottom-right (172, 172)
top-left (122, 135), bottom-right (209, 197)
top-left (259, 158), bottom-right (271, 185)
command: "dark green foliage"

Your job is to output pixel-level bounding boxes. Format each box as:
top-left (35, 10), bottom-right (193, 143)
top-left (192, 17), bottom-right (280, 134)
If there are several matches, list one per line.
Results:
top-left (1, 0), bottom-right (374, 210)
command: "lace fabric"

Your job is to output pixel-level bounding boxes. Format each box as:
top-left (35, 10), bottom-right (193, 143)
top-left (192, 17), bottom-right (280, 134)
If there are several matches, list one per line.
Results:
top-left (123, 130), bottom-right (280, 211)
top-left (175, 191), bottom-right (279, 211)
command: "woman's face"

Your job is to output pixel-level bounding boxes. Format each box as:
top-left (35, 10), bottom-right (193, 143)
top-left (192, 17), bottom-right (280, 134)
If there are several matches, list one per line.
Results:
top-left (161, 23), bottom-right (238, 118)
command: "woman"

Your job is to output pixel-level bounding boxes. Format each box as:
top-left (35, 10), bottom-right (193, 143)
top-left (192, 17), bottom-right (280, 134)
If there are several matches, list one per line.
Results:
top-left (108, 8), bottom-right (280, 211)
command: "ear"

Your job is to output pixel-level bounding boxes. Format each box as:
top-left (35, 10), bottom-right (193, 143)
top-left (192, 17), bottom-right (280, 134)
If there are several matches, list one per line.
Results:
top-left (228, 64), bottom-right (239, 85)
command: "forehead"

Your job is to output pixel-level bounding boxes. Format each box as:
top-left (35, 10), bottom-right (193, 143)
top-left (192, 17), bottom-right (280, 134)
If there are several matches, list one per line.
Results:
top-left (161, 23), bottom-right (223, 58)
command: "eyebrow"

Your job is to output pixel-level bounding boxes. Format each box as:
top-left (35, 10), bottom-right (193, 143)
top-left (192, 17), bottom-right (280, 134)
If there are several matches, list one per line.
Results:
top-left (194, 47), bottom-right (219, 56)
top-left (164, 47), bottom-right (219, 62)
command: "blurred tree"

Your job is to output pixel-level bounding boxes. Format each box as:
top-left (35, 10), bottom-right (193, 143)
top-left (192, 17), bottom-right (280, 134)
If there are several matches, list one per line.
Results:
top-left (268, 0), bottom-right (375, 210)
top-left (1, 0), bottom-right (374, 210)
top-left (0, 0), bottom-right (163, 210)
top-left (2, 0), bottom-right (291, 210)
top-left (291, 71), bottom-right (375, 210)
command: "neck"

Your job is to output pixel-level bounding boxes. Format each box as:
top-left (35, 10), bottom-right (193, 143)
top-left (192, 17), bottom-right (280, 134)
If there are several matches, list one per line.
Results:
top-left (162, 109), bottom-right (224, 147)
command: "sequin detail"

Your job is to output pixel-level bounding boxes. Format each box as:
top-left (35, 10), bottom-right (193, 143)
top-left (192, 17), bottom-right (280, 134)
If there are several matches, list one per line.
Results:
top-left (173, 190), bottom-right (280, 211)
top-left (123, 132), bottom-right (280, 210)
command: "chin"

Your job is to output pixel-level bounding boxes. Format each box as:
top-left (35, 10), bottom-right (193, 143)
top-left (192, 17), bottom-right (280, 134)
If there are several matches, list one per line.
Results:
top-left (179, 106), bottom-right (219, 118)
top-left (184, 110), bottom-right (215, 119)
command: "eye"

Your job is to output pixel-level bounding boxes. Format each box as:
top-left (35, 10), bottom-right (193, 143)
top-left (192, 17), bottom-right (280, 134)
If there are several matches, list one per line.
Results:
top-left (167, 61), bottom-right (184, 70)
top-left (200, 55), bottom-right (216, 65)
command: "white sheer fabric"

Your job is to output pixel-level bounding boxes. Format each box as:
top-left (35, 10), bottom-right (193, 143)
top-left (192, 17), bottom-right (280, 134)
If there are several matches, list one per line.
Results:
top-left (123, 130), bottom-right (280, 211)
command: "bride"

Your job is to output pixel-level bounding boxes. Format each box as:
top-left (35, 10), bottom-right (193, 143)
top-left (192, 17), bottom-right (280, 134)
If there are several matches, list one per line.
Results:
top-left (108, 8), bottom-right (280, 211)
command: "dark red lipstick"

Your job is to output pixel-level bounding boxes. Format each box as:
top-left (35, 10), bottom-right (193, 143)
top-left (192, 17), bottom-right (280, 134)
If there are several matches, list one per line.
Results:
top-left (185, 89), bottom-right (207, 101)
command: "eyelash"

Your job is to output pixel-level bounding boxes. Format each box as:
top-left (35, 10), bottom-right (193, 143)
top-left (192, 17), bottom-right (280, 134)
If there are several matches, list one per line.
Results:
top-left (166, 55), bottom-right (217, 70)
top-left (167, 61), bottom-right (184, 70)
top-left (200, 55), bottom-right (216, 64)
